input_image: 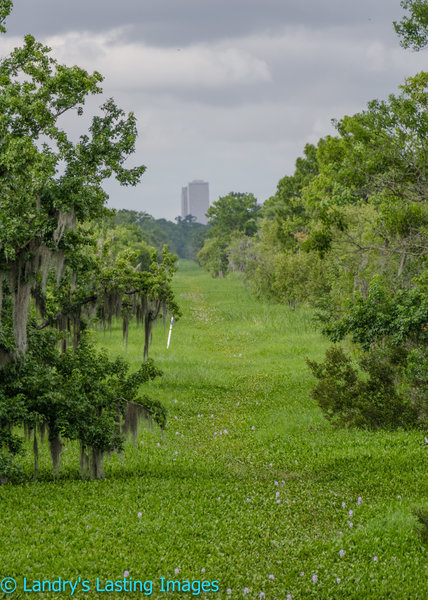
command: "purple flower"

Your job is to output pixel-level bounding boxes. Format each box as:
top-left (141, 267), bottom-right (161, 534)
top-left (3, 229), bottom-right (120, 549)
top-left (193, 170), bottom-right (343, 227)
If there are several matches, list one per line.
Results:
top-left (312, 574), bottom-right (318, 583)
top-left (123, 571), bottom-right (129, 578)
top-left (339, 549), bottom-right (344, 557)
top-left (336, 578), bottom-right (341, 583)
top-left (227, 588), bottom-right (232, 595)
top-left (274, 481), bottom-right (279, 486)
top-left (349, 522), bottom-right (353, 528)
top-left (342, 501), bottom-right (346, 508)
top-left (348, 509), bottom-right (353, 517)
top-left (251, 426), bottom-right (255, 431)
top-left (174, 568), bottom-right (179, 575)
top-left (259, 593), bottom-right (265, 599)
top-left (373, 556), bottom-right (378, 562)
top-left (299, 572), bottom-right (304, 577)
top-left (287, 595), bottom-right (292, 600)
top-left (356, 496), bottom-right (362, 505)
top-left (269, 463), bottom-right (273, 467)
top-left (243, 588), bottom-right (249, 594)
top-left (201, 568), bottom-right (205, 573)
top-left (137, 512), bottom-right (142, 518)
top-left (268, 574), bottom-right (274, 580)
top-left (276, 491), bottom-right (280, 498)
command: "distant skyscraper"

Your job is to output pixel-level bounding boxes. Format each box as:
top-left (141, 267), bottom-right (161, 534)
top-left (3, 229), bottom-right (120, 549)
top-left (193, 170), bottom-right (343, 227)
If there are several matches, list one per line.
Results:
top-left (181, 187), bottom-right (188, 219)
top-left (180, 180), bottom-right (209, 224)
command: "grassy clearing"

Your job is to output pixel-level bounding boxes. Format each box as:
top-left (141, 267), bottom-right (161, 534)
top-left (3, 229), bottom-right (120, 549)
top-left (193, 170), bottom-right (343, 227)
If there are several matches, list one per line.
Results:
top-left (0, 260), bottom-right (426, 599)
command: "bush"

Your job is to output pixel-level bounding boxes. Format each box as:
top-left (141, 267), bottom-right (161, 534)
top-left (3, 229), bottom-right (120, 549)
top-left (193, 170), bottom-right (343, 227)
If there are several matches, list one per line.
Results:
top-left (307, 346), bottom-right (420, 429)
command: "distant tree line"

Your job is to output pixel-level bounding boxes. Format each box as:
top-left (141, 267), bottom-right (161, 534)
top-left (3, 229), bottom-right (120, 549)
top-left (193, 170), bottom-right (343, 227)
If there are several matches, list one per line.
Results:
top-left (106, 209), bottom-right (208, 261)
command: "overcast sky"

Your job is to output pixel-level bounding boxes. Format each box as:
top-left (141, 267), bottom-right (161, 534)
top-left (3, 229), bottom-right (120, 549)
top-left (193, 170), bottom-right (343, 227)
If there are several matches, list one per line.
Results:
top-left (3, 1), bottom-right (427, 220)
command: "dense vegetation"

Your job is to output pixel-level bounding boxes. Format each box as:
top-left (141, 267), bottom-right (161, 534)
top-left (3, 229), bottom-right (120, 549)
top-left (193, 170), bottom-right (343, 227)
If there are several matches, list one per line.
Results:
top-left (197, 9), bottom-right (428, 432)
top-left (0, 1), bottom-right (179, 481)
top-left (109, 209), bottom-right (208, 260)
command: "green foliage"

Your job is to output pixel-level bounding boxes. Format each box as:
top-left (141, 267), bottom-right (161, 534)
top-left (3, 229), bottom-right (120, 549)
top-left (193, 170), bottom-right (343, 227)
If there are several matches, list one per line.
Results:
top-left (0, 0), bottom-right (11, 34)
top-left (198, 192), bottom-right (260, 277)
top-left (394, 0), bottom-right (428, 50)
top-left (206, 192), bottom-right (260, 237)
top-left (307, 347), bottom-right (420, 429)
top-left (322, 274), bottom-right (428, 349)
top-left (0, 330), bottom-right (164, 480)
top-left (0, 4), bottom-right (179, 481)
top-left (110, 209), bottom-right (208, 260)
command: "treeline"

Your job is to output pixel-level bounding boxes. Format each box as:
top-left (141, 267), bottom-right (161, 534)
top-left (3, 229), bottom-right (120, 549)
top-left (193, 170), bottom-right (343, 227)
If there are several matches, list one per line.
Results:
top-left (103, 210), bottom-right (207, 261)
top-left (198, 6), bottom-right (428, 431)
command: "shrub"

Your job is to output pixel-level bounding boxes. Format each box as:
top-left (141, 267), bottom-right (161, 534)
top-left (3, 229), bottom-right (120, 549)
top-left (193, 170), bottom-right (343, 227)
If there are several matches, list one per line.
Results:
top-left (307, 346), bottom-right (420, 429)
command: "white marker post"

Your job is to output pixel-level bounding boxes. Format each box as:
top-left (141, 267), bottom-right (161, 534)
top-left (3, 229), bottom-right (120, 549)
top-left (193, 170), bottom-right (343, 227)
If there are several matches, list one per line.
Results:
top-left (167, 317), bottom-right (174, 349)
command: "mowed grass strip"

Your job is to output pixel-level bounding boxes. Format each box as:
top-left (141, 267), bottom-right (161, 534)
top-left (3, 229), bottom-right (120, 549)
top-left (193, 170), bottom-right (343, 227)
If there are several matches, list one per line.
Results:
top-left (0, 260), bottom-right (426, 599)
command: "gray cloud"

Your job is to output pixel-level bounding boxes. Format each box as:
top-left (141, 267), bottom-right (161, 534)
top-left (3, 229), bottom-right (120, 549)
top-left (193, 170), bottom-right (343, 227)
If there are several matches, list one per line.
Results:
top-left (2, 0), bottom-right (426, 221)
top-left (9, 0), bottom-right (402, 45)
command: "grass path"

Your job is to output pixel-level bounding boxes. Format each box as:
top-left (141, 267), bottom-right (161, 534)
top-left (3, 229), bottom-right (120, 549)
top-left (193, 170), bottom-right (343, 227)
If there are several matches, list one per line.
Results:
top-left (0, 260), bottom-right (426, 599)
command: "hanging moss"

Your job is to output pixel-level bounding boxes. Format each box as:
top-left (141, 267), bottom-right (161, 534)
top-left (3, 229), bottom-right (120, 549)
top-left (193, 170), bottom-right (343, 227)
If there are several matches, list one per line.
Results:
top-left (33, 430), bottom-right (38, 480)
top-left (49, 434), bottom-right (63, 477)
top-left (122, 400), bottom-right (152, 444)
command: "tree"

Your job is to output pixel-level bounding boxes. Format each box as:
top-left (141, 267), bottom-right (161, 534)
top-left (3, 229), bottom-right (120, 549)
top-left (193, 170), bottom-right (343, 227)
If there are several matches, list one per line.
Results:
top-left (394, 0), bottom-right (428, 50)
top-left (205, 192), bottom-right (260, 237)
top-left (0, 3), bottom-right (179, 480)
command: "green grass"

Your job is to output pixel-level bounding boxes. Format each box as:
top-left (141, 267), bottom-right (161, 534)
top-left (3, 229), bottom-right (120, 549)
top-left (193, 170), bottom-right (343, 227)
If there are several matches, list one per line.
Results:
top-left (0, 260), bottom-right (427, 599)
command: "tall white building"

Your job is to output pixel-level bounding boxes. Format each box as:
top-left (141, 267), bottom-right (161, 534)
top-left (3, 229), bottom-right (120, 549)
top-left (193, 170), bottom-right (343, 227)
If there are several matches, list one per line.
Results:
top-left (181, 180), bottom-right (209, 224)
